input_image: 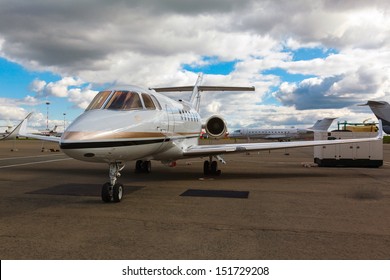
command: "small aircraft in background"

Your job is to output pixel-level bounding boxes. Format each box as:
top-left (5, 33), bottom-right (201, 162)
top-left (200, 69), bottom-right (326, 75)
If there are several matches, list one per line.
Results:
top-left (4, 74), bottom-right (382, 203)
top-left (34, 125), bottom-right (62, 137)
top-left (229, 118), bottom-right (336, 141)
top-left (361, 101), bottom-right (390, 134)
top-left (0, 125), bottom-right (13, 139)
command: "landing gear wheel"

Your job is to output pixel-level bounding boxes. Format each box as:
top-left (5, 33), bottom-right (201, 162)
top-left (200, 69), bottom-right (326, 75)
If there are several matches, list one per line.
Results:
top-left (203, 161), bottom-right (210, 175)
top-left (142, 161), bottom-right (151, 173)
top-left (112, 183), bottom-right (123, 203)
top-left (101, 182), bottom-right (112, 203)
top-left (135, 160), bottom-right (151, 173)
top-left (203, 160), bottom-right (221, 176)
top-left (135, 160), bottom-right (143, 173)
top-left (211, 161), bottom-right (218, 174)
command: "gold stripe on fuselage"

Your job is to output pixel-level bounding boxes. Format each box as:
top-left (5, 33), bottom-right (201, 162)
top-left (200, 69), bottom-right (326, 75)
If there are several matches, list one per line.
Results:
top-left (63, 131), bottom-right (199, 141)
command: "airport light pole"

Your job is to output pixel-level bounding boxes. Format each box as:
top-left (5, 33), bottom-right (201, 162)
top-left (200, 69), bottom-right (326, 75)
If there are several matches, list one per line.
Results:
top-left (63, 113), bottom-right (66, 131)
top-left (45, 101), bottom-right (50, 130)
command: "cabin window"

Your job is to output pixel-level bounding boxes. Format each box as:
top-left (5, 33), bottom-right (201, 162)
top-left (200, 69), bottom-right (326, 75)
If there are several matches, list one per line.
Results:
top-left (104, 91), bottom-right (143, 110)
top-left (141, 93), bottom-right (156, 110)
top-left (85, 91), bottom-right (112, 111)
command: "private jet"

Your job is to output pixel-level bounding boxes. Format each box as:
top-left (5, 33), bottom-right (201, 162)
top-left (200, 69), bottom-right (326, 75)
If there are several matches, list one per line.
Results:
top-left (5, 74), bottom-right (382, 203)
top-left (229, 118), bottom-right (336, 141)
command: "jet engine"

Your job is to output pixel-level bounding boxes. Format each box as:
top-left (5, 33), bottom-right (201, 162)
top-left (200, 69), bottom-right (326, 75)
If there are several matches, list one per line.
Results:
top-left (203, 115), bottom-right (228, 139)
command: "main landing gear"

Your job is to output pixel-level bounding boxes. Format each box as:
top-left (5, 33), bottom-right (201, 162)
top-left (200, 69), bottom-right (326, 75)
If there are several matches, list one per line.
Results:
top-left (101, 162), bottom-right (125, 203)
top-left (134, 160), bottom-right (151, 173)
top-left (203, 156), bottom-right (222, 176)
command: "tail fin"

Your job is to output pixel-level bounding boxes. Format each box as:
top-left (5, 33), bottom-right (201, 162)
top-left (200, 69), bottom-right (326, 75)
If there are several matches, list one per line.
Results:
top-left (152, 73), bottom-right (255, 112)
top-left (189, 73), bottom-right (203, 111)
top-left (361, 101), bottom-right (390, 134)
top-left (308, 118), bottom-right (336, 131)
top-left (361, 101), bottom-right (390, 124)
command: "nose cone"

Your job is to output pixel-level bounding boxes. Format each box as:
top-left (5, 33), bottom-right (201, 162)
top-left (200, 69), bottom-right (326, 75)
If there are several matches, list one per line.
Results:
top-left (62, 110), bottom-right (143, 142)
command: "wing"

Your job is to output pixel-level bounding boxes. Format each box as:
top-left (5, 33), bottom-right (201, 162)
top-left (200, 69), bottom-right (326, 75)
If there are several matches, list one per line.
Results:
top-left (183, 123), bottom-right (383, 157)
top-left (2, 113), bottom-right (61, 143)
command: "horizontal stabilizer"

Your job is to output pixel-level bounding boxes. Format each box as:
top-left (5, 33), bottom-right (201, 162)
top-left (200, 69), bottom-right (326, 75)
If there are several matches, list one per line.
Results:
top-left (152, 86), bottom-right (255, 92)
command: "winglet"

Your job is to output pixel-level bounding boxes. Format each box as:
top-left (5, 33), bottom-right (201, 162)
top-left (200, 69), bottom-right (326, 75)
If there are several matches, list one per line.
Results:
top-left (2, 113), bottom-right (33, 140)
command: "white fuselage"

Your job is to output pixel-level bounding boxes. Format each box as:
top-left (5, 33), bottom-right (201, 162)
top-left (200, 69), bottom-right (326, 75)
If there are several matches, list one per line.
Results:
top-left (60, 87), bottom-right (201, 163)
top-left (229, 128), bottom-right (310, 140)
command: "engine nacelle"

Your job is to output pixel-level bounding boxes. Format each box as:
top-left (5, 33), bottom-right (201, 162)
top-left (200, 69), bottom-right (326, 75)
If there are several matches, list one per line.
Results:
top-left (203, 115), bottom-right (228, 139)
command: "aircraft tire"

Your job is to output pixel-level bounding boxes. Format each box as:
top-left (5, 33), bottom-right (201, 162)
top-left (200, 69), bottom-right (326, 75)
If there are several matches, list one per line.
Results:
top-left (142, 161), bottom-right (151, 173)
top-left (203, 161), bottom-right (210, 175)
top-left (112, 183), bottom-right (123, 203)
top-left (211, 161), bottom-right (218, 174)
top-left (101, 182), bottom-right (112, 203)
top-left (135, 160), bottom-right (143, 173)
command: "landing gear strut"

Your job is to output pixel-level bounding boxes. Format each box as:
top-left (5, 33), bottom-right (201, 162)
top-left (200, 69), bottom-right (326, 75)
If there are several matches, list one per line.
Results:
top-left (101, 162), bottom-right (125, 203)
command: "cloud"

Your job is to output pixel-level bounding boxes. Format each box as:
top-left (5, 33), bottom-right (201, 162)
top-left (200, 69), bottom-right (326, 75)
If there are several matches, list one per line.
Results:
top-left (0, 96), bottom-right (41, 123)
top-left (28, 77), bottom-right (97, 109)
top-left (29, 79), bottom-right (47, 93)
top-left (274, 62), bottom-right (390, 110)
top-left (1, 0), bottom-right (390, 129)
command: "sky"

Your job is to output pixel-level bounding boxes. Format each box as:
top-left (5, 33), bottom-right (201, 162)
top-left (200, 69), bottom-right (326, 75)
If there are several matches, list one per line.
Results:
top-left (1, 0), bottom-right (390, 132)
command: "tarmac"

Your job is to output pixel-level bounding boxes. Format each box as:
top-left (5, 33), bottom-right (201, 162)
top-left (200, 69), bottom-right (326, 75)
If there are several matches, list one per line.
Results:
top-left (0, 139), bottom-right (390, 259)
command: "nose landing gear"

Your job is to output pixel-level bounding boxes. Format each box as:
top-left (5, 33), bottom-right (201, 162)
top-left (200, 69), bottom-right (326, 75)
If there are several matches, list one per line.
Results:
top-left (101, 162), bottom-right (125, 203)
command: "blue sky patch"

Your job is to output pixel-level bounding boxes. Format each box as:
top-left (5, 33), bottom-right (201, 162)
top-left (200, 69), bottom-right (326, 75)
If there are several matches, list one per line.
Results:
top-left (262, 67), bottom-right (315, 83)
top-left (0, 57), bottom-right (61, 99)
top-left (183, 56), bottom-right (238, 75)
top-left (292, 47), bottom-right (338, 61)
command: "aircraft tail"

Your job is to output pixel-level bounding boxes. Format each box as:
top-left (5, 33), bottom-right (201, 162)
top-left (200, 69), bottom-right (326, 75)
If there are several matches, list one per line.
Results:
top-left (362, 101), bottom-right (390, 124)
top-left (361, 101), bottom-right (390, 134)
top-left (189, 73), bottom-right (203, 111)
top-left (152, 73), bottom-right (255, 112)
top-left (308, 118), bottom-right (336, 131)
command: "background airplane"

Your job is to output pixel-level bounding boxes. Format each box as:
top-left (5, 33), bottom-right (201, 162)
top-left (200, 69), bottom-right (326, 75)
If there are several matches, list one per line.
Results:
top-left (0, 125), bottom-right (13, 139)
top-left (361, 101), bottom-right (390, 134)
top-left (4, 74), bottom-right (382, 203)
top-left (34, 125), bottom-right (62, 137)
top-left (229, 118), bottom-right (336, 141)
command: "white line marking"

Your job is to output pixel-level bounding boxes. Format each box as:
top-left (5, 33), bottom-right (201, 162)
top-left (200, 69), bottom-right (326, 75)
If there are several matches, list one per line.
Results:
top-left (0, 158), bottom-right (72, 169)
top-left (0, 154), bottom-right (64, 161)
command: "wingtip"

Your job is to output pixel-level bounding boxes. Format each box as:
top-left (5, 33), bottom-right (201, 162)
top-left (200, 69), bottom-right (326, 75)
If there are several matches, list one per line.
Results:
top-left (377, 119), bottom-right (383, 139)
top-left (2, 112), bottom-right (33, 140)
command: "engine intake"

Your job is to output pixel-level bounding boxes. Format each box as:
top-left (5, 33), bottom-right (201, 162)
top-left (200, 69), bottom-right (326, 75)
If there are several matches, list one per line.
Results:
top-left (204, 115), bottom-right (228, 139)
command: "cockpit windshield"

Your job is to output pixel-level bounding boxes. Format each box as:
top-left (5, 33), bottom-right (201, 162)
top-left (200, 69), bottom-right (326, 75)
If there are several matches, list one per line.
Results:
top-left (104, 91), bottom-right (143, 110)
top-left (85, 91), bottom-right (112, 111)
top-left (85, 90), bottom-right (161, 111)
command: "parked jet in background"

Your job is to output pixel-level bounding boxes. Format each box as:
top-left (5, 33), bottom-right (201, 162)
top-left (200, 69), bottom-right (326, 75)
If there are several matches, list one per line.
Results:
top-left (34, 125), bottom-right (62, 137)
top-left (229, 118), bottom-right (336, 141)
top-left (0, 125), bottom-right (13, 139)
top-left (4, 74), bottom-right (382, 203)
top-left (362, 101), bottom-right (390, 134)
